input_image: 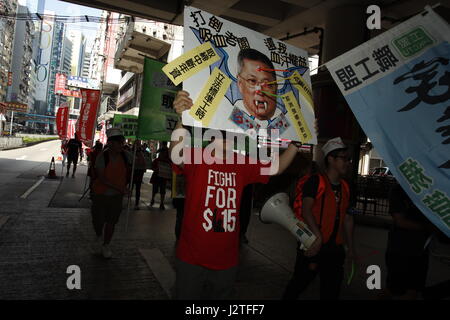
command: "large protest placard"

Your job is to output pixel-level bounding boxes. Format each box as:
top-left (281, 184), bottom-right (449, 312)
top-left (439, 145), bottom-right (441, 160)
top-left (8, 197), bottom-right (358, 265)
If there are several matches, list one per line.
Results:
top-left (164, 6), bottom-right (317, 144)
top-left (138, 57), bottom-right (181, 142)
top-left (326, 7), bottom-right (450, 236)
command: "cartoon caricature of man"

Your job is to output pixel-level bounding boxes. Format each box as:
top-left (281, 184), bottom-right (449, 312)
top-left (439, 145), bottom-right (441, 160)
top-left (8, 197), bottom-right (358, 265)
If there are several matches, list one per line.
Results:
top-left (229, 48), bottom-right (290, 135)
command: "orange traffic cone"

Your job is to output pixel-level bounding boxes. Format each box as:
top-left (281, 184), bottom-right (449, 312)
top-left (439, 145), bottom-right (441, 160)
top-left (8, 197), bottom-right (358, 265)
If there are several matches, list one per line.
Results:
top-left (47, 157), bottom-right (57, 179)
top-left (56, 156), bottom-right (62, 161)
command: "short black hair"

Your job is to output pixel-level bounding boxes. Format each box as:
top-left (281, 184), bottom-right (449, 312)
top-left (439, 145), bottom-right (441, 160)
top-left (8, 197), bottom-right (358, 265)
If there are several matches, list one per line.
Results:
top-left (237, 48), bottom-right (276, 80)
top-left (324, 148), bottom-right (348, 168)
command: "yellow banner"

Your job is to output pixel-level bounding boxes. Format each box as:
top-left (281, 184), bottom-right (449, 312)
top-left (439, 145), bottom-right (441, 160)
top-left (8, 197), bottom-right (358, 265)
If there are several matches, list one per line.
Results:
top-left (281, 91), bottom-right (312, 144)
top-left (189, 68), bottom-right (232, 126)
top-left (291, 71), bottom-right (314, 108)
top-left (162, 42), bottom-right (220, 86)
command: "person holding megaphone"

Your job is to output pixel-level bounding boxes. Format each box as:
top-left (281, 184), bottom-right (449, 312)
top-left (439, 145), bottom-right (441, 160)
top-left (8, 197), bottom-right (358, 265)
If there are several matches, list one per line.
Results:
top-left (283, 137), bottom-right (356, 300)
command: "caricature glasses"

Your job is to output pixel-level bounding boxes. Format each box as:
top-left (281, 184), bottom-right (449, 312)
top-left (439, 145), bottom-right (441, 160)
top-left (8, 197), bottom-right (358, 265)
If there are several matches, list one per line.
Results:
top-left (238, 74), bottom-right (277, 91)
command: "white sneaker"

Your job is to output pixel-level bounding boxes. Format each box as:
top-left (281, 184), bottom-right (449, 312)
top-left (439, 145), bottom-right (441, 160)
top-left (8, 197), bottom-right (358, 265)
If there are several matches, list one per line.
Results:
top-left (102, 244), bottom-right (112, 259)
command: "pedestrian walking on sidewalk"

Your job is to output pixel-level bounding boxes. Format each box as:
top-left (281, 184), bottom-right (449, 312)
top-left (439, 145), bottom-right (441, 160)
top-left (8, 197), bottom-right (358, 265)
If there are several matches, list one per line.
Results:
top-left (150, 146), bottom-right (171, 210)
top-left (91, 128), bottom-right (131, 259)
top-left (66, 133), bottom-right (83, 178)
top-left (283, 137), bottom-right (355, 300)
top-left (61, 139), bottom-right (68, 167)
top-left (132, 140), bottom-right (147, 210)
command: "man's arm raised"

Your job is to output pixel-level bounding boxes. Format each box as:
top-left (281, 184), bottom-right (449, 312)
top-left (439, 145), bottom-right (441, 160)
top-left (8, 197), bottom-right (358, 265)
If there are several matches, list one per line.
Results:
top-left (169, 91), bottom-right (193, 168)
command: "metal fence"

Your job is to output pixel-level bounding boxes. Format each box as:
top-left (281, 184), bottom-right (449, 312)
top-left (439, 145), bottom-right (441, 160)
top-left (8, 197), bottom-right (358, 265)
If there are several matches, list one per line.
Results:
top-left (355, 175), bottom-right (398, 216)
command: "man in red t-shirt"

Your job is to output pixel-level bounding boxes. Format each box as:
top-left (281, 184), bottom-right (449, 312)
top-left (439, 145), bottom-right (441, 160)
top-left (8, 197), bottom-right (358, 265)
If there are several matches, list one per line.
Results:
top-left (170, 90), bottom-right (309, 299)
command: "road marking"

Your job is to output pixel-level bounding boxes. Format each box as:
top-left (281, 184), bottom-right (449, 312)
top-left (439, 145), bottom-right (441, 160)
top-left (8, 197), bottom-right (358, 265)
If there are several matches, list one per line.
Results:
top-left (15, 155), bottom-right (27, 160)
top-left (0, 215), bottom-right (9, 230)
top-left (139, 248), bottom-right (175, 299)
top-left (20, 176), bottom-right (45, 199)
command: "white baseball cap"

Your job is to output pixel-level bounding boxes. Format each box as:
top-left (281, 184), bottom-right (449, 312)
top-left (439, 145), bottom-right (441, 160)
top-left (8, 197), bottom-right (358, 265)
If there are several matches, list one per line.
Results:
top-left (322, 137), bottom-right (347, 157)
top-left (106, 128), bottom-right (124, 139)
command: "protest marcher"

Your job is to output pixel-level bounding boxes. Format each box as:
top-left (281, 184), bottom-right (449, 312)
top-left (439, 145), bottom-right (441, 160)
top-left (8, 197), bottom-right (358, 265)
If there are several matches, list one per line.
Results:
top-left (150, 146), bottom-right (171, 210)
top-left (132, 140), bottom-right (147, 210)
top-left (91, 128), bottom-right (131, 259)
top-left (379, 183), bottom-right (435, 300)
top-left (66, 133), bottom-right (83, 178)
top-left (87, 140), bottom-right (103, 195)
top-left (283, 137), bottom-right (355, 300)
top-left (169, 90), bottom-right (311, 300)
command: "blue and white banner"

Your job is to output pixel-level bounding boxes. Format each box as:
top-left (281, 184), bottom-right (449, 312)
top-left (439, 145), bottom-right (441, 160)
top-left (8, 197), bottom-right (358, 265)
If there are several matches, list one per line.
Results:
top-left (326, 7), bottom-right (450, 236)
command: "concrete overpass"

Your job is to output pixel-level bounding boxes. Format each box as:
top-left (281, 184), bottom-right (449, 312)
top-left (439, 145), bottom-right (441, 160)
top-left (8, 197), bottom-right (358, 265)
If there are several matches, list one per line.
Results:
top-left (62, 0), bottom-right (449, 60)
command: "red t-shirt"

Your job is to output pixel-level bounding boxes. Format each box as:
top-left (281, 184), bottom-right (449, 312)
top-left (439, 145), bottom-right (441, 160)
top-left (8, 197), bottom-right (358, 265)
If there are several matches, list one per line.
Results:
top-left (173, 148), bottom-right (271, 270)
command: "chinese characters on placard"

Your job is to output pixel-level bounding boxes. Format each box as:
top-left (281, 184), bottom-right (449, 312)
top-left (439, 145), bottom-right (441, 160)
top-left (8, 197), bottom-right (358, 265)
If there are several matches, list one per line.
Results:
top-left (399, 158), bottom-right (450, 227)
top-left (335, 45), bottom-right (399, 91)
top-left (394, 57), bottom-right (450, 169)
top-left (191, 10), bottom-right (250, 50)
top-left (263, 37), bottom-right (308, 68)
top-left (195, 72), bottom-right (226, 120)
top-left (169, 47), bottom-right (217, 80)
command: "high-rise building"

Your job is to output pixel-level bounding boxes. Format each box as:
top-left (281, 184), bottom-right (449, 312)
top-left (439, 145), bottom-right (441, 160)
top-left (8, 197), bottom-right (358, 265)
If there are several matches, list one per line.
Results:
top-left (7, 1), bottom-right (35, 109)
top-left (81, 50), bottom-right (91, 78)
top-left (68, 30), bottom-right (86, 77)
top-left (0, 0), bottom-right (18, 103)
top-left (47, 21), bottom-right (66, 115)
top-left (34, 9), bottom-right (55, 116)
top-left (66, 29), bottom-right (87, 114)
top-left (62, 36), bottom-right (73, 74)
top-left (91, 11), bottom-right (122, 122)
top-left (29, 0), bottom-right (45, 80)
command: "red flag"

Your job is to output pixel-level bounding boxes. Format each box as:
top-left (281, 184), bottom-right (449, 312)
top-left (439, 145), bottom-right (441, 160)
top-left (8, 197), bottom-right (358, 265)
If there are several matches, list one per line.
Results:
top-left (75, 89), bottom-right (100, 147)
top-left (55, 73), bottom-right (67, 94)
top-left (56, 104), bottom-right (69, 139)
top-left (99, 120), bottom-right (107, 145)
top-left (68, 119), bottom-right (76, 139)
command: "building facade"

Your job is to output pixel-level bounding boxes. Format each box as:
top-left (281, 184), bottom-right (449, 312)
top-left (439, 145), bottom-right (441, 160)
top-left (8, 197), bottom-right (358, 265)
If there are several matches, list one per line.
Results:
top-left (113, 17), bottom-right (183, 117)
top-left (46, 21), bottom-right (66, 115)
top-left (91, 11), bottom-right (122, 124)
top-left (0, 0), bottom-right (18, 103)
top-left (8, 2), bottom-right (35, 110)
top-left (81, 50), bottom-right (91, 78)
top-left (34, 9), bottom-right (55, 116)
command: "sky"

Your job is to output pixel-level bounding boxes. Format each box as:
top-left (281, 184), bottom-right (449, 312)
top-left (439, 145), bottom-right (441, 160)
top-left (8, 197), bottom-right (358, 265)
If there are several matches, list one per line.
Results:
top-left (27, 0), bottom-right (103, 47)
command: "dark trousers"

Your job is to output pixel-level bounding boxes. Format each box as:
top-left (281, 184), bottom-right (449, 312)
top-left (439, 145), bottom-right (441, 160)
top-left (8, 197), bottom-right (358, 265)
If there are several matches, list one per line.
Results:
top-left (283, 243), bottom-right (345, 300)
top-left (175, 259), bottom-right (238, 300)
top-left (133, 169), bottom-right (145, 205)
top-left (239, 184), bottom-right (253, 237)
top-left (173, 198), bottom-right (185, 240)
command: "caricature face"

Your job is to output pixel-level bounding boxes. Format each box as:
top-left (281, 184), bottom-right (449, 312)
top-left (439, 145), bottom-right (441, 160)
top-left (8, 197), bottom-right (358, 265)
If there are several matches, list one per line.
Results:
top-left (237, 59), bottom-right (277, 120)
